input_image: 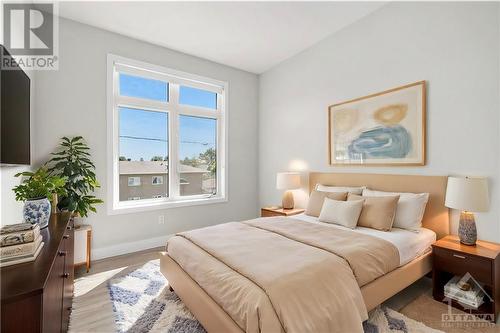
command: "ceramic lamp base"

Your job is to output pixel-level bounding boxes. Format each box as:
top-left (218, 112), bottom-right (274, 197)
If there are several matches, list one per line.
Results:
top-left (458, 211), bottom-right (477, 246)
top-left (282, 190), bottom-right (294, 209)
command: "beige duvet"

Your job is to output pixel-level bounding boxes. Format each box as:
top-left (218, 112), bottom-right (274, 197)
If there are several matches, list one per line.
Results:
top-left (167, 217), bottom-right (400, 333)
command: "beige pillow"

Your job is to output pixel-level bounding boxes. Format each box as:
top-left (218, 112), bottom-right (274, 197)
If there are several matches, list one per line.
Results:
top-left (316, 184), bottom-right (365, 195)
top-left (347, 193), bottom-right (400, 231)
top-left (318, 198), bottom-right (364, 229)
top-left (305, 190), bottom-right (348, 217)
top-left (362, 189), bottom-right (429, 232)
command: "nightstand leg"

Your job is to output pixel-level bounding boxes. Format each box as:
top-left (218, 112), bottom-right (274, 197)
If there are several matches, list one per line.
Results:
top-left (86, 230), bottom-right (91, 273)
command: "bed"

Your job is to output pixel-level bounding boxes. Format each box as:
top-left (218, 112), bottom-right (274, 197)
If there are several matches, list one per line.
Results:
top-left (160, 173), bottom-right (449, 332)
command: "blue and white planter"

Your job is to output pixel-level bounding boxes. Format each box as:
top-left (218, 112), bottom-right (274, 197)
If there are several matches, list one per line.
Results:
top-left (23, 197), bottom-right (51, 229)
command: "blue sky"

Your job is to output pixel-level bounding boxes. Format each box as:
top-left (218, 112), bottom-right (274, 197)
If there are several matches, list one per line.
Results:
top-left (119, 74), bottom-right (216, 161)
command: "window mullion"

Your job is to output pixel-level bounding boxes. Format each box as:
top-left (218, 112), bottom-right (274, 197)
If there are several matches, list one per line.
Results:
top-left (169, 84), bottom-right (180, 199)
top-left (177, 105), bottom-right (222, 119)
top-left (116, 96), bottom-right (170, 113)
top-left (217, 92), bottom-right (224, 197)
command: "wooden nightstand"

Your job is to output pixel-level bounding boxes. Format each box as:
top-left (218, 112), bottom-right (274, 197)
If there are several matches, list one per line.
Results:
top-left (261, 207), bottom-right (305, 217)
top-left (432, 235), bottom-right (500, 322)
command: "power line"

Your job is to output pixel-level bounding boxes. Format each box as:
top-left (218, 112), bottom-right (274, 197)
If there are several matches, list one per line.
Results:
top-left (119, 135), bottom-right (214, 146)
top-left (120, 135), bottom-right (166, 142)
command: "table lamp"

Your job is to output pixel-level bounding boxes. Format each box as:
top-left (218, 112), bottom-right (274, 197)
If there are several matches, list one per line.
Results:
top-left (445, 176), bottom-right (489, 245)
top-left (276, 172), bottom-right (300, 209)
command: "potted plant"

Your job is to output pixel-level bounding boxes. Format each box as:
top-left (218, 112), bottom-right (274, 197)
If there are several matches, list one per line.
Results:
top-left (46, 136), bottom-right (103, 218)
top-left (13, 167), bottom-right (67, 229)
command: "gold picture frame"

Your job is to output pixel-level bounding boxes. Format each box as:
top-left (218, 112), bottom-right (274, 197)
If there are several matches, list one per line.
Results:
top-left (328, 81), bottom-right (426, 166)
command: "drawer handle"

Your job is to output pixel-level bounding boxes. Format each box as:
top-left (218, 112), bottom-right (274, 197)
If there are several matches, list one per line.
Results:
top-left (63, 235), bottom-right (69, 239)
top-left (58, 251), bottom-right (67, 256)
top-left (453, 254), bottom-right (466, 259)
top-left (62, 273), bottom-right (69, 278)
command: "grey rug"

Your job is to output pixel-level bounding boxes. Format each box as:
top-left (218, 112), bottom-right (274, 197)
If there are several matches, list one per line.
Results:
top-left (108, 259), bottom-right (442, 333)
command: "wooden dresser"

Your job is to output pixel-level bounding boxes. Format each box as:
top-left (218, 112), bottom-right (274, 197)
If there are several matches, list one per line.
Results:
top-left (1, 212), bottom-right (75, 333)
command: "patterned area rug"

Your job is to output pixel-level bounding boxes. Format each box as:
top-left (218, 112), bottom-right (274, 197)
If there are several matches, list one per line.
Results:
top-left (365, 307), bottom-right (443, 333)
top-left (108, 260), bottom-right (205, 333)
top-left (108, 260), bottom-right (443, 333)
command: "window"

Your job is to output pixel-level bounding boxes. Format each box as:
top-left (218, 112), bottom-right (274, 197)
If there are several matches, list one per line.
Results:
top-left (179, 86), bottom-right (217, 109)
top-left (108, 54), bottom-right (227, 214)
top-left (152, 176), bottom-right (163, 185)
top-left (128, 177), bottom-right (141, 186)
top-left (119, 74), bottom-right (168, 102)
top-left (179, 115), bottom-right (217, 196)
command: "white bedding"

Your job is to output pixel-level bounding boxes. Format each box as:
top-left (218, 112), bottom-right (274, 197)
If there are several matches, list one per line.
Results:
top-left (292, 213), bottom-right (436, 266)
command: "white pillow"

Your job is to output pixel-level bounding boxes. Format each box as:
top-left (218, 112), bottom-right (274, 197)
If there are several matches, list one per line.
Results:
top-left (362, 189), bottom-right (429, 232)
top-left (318, 198), bottom-right (364, 229)
top-left (316, 184), bottom-right (365, 195)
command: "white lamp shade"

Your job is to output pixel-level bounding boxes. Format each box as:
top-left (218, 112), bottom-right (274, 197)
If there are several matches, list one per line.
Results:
top-left (276, 172), bottom-right (300, 190)
top-left (445, 176), bottom-right (489, 212)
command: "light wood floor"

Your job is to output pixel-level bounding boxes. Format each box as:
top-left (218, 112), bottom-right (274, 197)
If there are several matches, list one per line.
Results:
top-left (70, 248), bottom-right (163, 333)
top-left (70, 248), bottom-right (499, 333)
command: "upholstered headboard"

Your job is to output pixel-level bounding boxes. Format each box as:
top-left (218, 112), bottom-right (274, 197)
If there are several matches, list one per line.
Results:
top-left (309, 172), bottom-right (449, 239)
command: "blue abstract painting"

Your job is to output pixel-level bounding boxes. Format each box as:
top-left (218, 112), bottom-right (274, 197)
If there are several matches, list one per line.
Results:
top-left (348, 125), bottom-right (412, 159)
top-left (329, 82), bottom-right (425, 165)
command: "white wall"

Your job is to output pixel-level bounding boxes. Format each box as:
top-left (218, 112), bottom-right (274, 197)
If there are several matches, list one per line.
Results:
top-left (29, 18), bottom-right (259, 258)
top-left (259, 2), bottom-right (500, 242)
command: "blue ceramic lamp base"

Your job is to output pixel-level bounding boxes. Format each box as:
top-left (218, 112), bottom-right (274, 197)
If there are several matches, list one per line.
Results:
top-left (458, 211), bottom-right (477, 246)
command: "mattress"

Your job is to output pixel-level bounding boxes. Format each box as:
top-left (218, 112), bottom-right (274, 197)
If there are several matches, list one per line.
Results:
top-left (167, 217), bottom-right (403, 333)
top-left (292, 213), bottom-right (436, 266)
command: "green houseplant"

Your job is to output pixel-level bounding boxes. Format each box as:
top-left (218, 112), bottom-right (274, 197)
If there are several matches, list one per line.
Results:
top-left (13, 167), bottom-right (67, 228)
top-left (46, 136), bottom-right (103, 217)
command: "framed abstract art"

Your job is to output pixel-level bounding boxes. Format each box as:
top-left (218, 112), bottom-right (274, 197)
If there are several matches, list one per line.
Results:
top-left (328, 81), bottom-right (426, 166)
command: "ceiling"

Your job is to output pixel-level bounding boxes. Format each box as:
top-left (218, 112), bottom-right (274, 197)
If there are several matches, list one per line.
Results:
top-left (58, 2), bottom-right (385, 74)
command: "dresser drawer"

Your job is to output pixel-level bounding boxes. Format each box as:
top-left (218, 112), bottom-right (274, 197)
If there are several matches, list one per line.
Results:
top-left (433, 247), bottom-right (492, 285)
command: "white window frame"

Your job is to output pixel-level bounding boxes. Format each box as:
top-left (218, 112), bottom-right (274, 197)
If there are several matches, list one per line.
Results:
top-left (107, 54), bottom-right (228, 215)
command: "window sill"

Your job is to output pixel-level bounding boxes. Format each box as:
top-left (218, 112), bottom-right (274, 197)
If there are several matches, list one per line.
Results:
top-left (107, 196), bottom-right (227, 215)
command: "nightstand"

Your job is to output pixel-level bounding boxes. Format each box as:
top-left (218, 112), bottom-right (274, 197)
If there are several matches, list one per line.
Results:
top-left (432, 235), bottom-right (500, 322)
top-left (261, 207), bottom-right (305, 217)
top-left (74, 224), bottom-right (92, 273)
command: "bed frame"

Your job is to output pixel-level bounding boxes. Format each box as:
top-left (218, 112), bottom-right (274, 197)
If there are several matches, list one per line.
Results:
top-left (160, 173), bottom-right (449, 333)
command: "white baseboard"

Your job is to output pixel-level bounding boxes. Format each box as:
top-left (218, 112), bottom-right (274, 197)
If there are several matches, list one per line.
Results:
top-left (92, 234), bottom-right (172, 260)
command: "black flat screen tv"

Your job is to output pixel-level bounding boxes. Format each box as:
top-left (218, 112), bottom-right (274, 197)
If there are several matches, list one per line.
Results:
top-left (1, 46), bottom-right (31, 165)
